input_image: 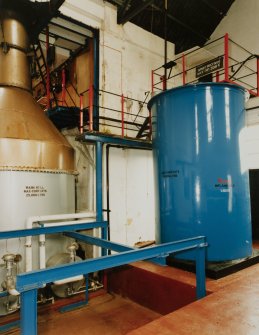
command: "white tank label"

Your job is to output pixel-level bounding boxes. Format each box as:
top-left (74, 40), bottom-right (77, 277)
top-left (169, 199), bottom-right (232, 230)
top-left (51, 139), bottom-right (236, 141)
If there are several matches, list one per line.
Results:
top-left (24, 185), bottom-right (48, 198)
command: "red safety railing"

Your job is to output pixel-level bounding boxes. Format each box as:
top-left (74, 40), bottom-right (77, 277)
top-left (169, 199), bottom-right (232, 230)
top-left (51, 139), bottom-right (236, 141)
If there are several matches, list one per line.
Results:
top-left (97, 89), bottom-right (151, 139)
top-left (152, 33), bottom-right (259, 97)
top-left (35, 27), bottom-right (150, 139)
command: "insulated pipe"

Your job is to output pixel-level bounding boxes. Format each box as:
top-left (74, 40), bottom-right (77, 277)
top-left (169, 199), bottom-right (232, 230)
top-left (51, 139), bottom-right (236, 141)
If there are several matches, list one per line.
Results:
top-left (38, 217), bottom-right (96, 270)
top-left (39, 234), bottom-right (46, 270)
top-left (25, 212), bottom-right (96, 272)
top-left (8, 288), bottom-right (20, 296)
top-left (53, 275), bottom-right (84, 286)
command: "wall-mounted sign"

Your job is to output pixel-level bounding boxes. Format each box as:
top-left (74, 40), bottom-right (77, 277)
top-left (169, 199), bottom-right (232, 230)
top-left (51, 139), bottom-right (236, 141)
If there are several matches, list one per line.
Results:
top-left (196, 56), bottom-right (223, 78)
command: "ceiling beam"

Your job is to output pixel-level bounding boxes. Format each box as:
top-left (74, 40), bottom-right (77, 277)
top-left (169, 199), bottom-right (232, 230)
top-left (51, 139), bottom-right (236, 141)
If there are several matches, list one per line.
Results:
top-left (199, 0), bottom-right (224, 17)
top-left (30, 0), bottom-right (65, 43)
top-left (50, 0), bottom-right (65, 12)
top-left (118, 0), bottom-right (155, 25)
top-left (118, 0), bottom-right (132, 19)
top-left (152, 4), bottom-right (208, 43)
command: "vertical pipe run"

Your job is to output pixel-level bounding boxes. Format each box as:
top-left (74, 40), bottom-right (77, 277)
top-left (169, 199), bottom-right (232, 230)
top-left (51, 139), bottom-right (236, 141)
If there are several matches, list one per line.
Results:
top-left (161, 76), bottom-right (166, 91)
top-left (93, 29), bottom-right (100, 131)
top-left (106, 145), bottom-right (111, 244)
top-left (224, 33), bottom-right (229, 81)
top-left (182, 53), bottom-right (186, 85)
top-left (46, 26), bottom-right (50, 110)
top-left (216, 71), bottom-right (220, 82)
top-left (96, 142), bottom-right (107, 256)
top-left (80, 94), bottom-right (83, 134)
top-left (151, 70), bottom-right (154, 94)
top-left (61, 68), bottom-right (66, 106)
top-left (89, 85), bottom-right (94, 131)
top-left (96, 142), bottom-right (103, 222)
top-left (121, 94), bottom-right (125, 137)
top-left (164, 0), bottom-right (168, 90)
top-left (149, 108), bottom-right (152, 139)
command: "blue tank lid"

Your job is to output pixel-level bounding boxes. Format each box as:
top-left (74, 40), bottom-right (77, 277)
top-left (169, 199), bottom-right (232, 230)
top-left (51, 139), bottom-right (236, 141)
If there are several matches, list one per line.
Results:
top-left (148, 82), bottom-right (245, 110)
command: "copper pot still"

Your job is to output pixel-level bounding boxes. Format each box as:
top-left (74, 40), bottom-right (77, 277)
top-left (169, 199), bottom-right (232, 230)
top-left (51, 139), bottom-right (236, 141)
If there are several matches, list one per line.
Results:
top-left (0, 0), bottom-right (75, 171)
top-left (0, 0), bottom-right (76, 304)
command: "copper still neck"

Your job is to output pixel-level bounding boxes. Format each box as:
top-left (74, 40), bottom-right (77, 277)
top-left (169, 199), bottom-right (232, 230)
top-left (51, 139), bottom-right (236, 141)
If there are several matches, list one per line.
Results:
top-left (0, 6), bottom-right (75, 173)
top-left (0, 10), bottom-right (31, 91)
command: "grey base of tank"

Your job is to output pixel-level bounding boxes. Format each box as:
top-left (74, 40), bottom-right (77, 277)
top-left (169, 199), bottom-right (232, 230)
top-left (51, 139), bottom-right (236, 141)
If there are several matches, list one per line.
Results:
top-left (167, 248), bottom-right (259, 279)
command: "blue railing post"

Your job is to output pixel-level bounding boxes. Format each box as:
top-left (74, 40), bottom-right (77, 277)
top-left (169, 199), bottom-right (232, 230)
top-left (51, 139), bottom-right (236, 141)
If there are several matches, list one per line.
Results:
top-left (195, 243), bottom-right (207, 299)
top-left (21, 289), bottom-right (37, 335)
top-left (84, 274), bottom-right (89, 303)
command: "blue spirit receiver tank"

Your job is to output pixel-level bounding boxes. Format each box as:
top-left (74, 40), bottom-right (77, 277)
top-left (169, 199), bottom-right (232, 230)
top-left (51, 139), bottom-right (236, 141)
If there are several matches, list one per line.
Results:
top-left (148, 83), bottom-right (252, 261)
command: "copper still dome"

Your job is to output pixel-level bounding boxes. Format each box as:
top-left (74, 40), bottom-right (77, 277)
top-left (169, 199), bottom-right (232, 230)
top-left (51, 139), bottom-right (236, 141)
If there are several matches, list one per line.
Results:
top-left (0, 1), bottom-right (75, 172)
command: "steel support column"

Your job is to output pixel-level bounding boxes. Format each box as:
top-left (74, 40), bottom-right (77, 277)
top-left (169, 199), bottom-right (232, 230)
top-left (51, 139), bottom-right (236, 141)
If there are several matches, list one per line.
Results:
top-left (20, 289), bottom-right (37, 335)
top-left (195, 245), bottom-right (206, 299)
top-left (16, 236), bottom-right (207, 335)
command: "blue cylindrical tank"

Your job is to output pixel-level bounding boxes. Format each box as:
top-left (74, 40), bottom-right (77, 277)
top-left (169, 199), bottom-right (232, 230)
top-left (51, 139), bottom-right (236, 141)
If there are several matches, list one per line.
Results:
top-left (148, 83), bottom-right (252, 261)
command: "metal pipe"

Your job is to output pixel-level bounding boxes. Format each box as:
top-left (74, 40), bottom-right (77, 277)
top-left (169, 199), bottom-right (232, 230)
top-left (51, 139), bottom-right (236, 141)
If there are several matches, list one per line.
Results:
top-left (216, 71), bottom-right (220, 82)
top-left (182, 53), bottom-right (186, 85)
top-left (62, 68), bottom-right (66, 106)
top-left (80, 94), bottom-right (83, 134)
top-left (164, 0), bottom-right (168, 90)
top-left (46, 26), bottom-right (51, 109)
top-left (93, 29), bottom-right (99, 131)
top-left (257, 57), bottom-right (259, 97)
top-left (39, 234), bottom-right (46, 270)
top-left (89, 85), bottom-right (94, 131)
top-left (25, 212), bottom-right (96, 272)
top-left (96, 143), bottom-right (103, 223)
top-left (96, 141), bottom-right (106, 256)
top-left (53, 275), bottom-right (84, 285)
top-left (149, 109), bottom-right (152, 139)
top-left (224, 33), bottom-right (229, 81)
top-left (151, 70), bottom-right (154, 94)
top-left (121, 94), bottom-right (125, 137)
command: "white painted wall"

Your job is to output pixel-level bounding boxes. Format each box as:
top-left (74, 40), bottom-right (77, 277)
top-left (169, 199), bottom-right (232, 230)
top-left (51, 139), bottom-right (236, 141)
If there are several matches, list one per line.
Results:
top-left (60, 0), bottom-right (173, 246)
top-left (106, 148), bottom-right (155, 245)
top-left (211, 0), bottom-right (259, 55)
top-left (61, 0), bottom-right (174, 136)
top-left (210, 0), bottom-right (259, 170)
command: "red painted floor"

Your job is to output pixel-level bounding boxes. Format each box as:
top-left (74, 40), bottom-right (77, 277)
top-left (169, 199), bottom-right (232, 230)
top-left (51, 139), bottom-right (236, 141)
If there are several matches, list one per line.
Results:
top-left (127, 263), bottom-right (259, 335)
top-left (3, 246), bottom-right (259, 335)
top-left (3, 293), bottom-right (160, 335)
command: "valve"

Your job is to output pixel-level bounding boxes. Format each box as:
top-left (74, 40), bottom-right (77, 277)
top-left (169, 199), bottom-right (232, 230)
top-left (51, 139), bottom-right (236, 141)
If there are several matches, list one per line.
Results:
top-left (67, 242), bottom-right (79, 262)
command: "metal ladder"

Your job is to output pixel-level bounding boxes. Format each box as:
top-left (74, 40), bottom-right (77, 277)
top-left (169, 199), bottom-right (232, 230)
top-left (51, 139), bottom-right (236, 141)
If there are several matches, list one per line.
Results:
top-left (32, 41), bottom-right (58, 108)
